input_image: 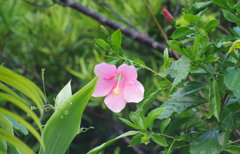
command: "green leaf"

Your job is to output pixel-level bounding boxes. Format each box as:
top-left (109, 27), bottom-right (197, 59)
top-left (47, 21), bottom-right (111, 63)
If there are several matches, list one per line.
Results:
top-left (205, 20), bottom-right (220, 32)
top-left (192, 35), bottom-right (201, 57)
top-left (0, 66), bottom-right (45, 114)
top-left (55, 81), bottom-right (72, 109)
top-left (158, 96), bottom-right (207, 119)
top-left (224, 69), bottom-right (240, 99)
top-left (190, 130), bottom-right (221, 154)
top-left (0, 129), bottom-right (34, 154)
top-left (222, 145), bottom-right (240, 154)
top-left (136, 89), bottom-right (161, 115)
top-left (150, 133), bottom-right (168, 147)
top-left (111, 29), bottom-right (122, 50)
top-left (0, 113), bottom-right (20, 154)
top-left (5, 116), bottom-right (28, 135)
top-left (0, 108), bottom-right (44, 148)
top-left (168, 40), bottom-right (186, 56)
top-left (209, 79), bottom-right (221, 121)
top-left (129, 112), bottom-right (146, 130)
top-left (134, 59), bottom-right (146, 67)
top-left (129, 133), bottom-right (143, 147)
top-left (118, 117), bottom-right (139, 130)
top-left (0, 92), bottom-right (42, 132)
top-left (145, 107), bottom-right (165, 129)
top-left (212, 0), bottom-right (232, 10)
top-left (184, 14), bottom-right (201, 24)
top-left (222, 9), bottom-right (240, 23)
top-left (95, 39), bottom-right (110, 50)
top-left (172, 56), bottom-right (191, 88)
top-left (87, 131), bottom-right (139, 154)
top-left (160, 118), bottom-right (171, 133)
top-left (171, 81), bottom-right (205, 98)
top-left (172, 27), bottom-right (194, 39)
top-left (39, 77), bottom-right (98, 154)
top-left (192, 1), bottom-right (212, 10)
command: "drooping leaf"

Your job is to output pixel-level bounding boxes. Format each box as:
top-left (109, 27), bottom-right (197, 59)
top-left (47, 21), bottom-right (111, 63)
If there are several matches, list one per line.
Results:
top-left (150, 133), bottom-right (168, 147)
top-left (55, 81), bottom-right (72, 109)
top-left (190, 130), bottom-right (221, 154)
top-left (209, 79), bottom-right (221, 121)
top-left (224, 69), bottom-right (240, 99)
top-left (172, 56), bottom-right (191, 88)
top-left (39, 77), bottom-right (98, 154)
top-left (158, 96), bottom-right (207, 119)
top-left (87, 131), bottom-right (139, 154)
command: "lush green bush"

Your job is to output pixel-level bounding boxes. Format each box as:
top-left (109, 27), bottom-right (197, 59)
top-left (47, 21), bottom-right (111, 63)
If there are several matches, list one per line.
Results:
top-left (1, 0), bottom-right (240, 153)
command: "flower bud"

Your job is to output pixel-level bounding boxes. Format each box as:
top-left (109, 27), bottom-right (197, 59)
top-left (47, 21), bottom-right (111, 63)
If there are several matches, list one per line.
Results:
top-left (162, 9), bottom-right (173, 23)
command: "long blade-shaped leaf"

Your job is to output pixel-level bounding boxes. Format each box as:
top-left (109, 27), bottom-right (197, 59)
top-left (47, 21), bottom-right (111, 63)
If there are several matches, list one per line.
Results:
top-left (0, 66), bottom-right (45, 113)
top-left (0, 108), bottom-right (44, 148)
top-left (39, 76), bottom-right (98, 154)
top-left (0, 93), bottom-right (42, 131)
top-left (0, 129), bottom-right (34, 154)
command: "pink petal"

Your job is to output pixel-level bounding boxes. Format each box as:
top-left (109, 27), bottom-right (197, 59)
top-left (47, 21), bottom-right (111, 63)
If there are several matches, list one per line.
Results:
top-left (123, 80), bottom-right (144, 103)
top-left (94, 62), bottom-right (117, 79)
top-left (104, 85), bottom-right (126, 113)
top-left (92, 78), bottom-right (116, 97)
top-left (118, 64), bottom-right (137, 81)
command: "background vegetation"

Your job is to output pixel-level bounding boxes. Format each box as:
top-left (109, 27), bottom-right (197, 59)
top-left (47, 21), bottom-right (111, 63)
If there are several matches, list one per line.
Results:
top-left (1, 0), bottom-right (240, 153)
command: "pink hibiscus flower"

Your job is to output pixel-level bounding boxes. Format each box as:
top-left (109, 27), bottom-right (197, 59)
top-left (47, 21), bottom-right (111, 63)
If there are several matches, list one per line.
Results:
top-left (92, 62), bottom-right (145, 113)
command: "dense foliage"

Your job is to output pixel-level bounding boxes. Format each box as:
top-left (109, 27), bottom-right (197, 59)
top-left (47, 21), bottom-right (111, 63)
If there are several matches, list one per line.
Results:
top-left (1, 0), bottom-right (240, 153)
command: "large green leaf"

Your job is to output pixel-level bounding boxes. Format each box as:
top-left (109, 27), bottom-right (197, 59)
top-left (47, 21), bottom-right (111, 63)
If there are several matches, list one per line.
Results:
top-left (158, 96), bottom-right (207, 119)
top-left (190, 130), bottom-right (221, 154)
top-left (87, 131), bottom-right (139, 154)
top-left (209, 79), bottom-right (221, 121)
top-left (224, 69), bottom-right (240, 99)
top-left (39, 76), bottom-right (98, 154)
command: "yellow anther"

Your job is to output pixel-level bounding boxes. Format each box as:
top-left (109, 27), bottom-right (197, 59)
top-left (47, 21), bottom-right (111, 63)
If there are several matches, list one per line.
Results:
top-left (112, 88), bottom-right (120, 96)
